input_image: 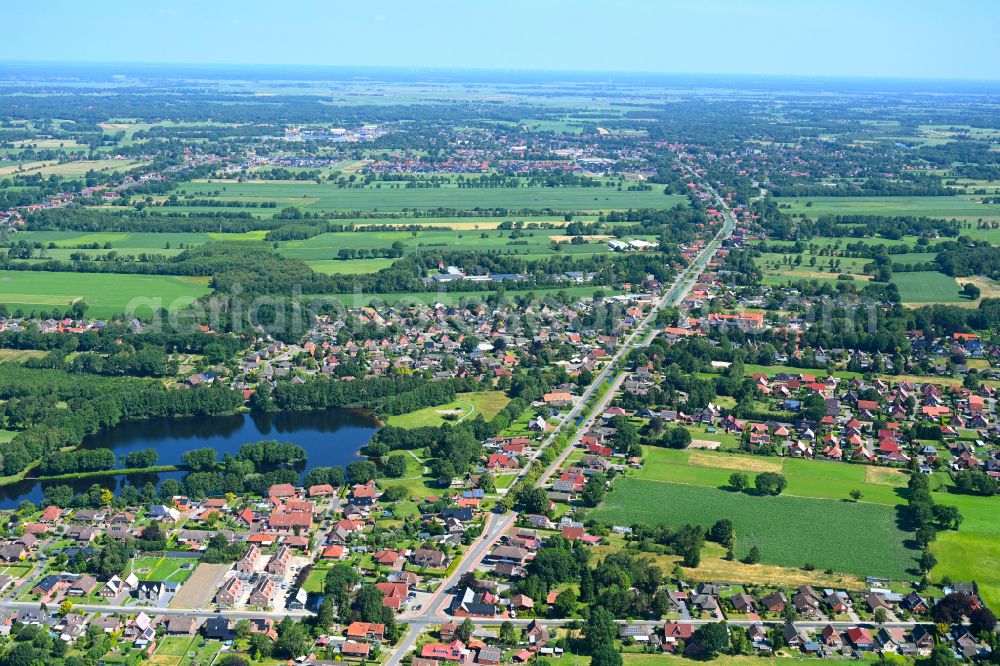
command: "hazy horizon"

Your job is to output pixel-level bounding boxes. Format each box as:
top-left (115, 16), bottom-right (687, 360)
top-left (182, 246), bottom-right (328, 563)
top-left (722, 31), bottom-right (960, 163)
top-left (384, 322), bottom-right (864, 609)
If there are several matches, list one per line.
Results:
top-left (2, 0), bottom-right (999, 82)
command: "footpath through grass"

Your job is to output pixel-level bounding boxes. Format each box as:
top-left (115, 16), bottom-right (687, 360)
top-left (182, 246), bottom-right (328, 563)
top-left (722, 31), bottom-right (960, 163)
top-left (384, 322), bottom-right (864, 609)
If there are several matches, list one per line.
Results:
top-left (385, 391), bottom-right (510, 428)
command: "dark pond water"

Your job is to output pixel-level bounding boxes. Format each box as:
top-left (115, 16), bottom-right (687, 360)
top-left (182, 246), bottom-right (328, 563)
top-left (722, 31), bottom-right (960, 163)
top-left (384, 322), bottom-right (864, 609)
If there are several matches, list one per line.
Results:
top-left (0, 409), bottom-right (380, 508)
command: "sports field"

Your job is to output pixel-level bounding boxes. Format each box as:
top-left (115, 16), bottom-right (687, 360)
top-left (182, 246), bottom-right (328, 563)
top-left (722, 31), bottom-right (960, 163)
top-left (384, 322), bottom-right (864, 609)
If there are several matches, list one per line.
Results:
top-left (0, 270), bottom-right (211, 317)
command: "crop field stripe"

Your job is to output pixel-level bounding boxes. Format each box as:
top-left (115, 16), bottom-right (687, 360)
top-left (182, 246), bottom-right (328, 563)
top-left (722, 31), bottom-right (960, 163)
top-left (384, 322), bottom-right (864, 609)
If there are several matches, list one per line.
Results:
top-left (590, 478), bottom-right (915, 579)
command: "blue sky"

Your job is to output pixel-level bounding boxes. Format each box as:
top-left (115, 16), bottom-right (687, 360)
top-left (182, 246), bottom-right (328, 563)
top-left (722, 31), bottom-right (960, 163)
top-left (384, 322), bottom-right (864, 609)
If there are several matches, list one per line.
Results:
top-left (2, 0), bottom-right (998, 80)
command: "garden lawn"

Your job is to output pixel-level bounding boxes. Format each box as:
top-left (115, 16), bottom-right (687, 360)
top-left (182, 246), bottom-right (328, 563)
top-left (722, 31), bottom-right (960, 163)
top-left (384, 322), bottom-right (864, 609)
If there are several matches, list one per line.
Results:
top-left (135, 555), bottom-right (195, 583)
top-left (590, 478), bottom-right (915, 579)
top-left (303, 568), bottom-right (326, 593)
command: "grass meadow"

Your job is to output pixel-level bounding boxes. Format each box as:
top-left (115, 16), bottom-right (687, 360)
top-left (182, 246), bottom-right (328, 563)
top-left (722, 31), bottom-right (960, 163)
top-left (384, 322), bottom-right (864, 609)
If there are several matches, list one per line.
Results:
top-left (633, 447), bottom-right (910, 505)
top-left (891, 271), bottom-right (963, 303)
top-left (171, 180), bottom-right (686, 212)
top-left (385, 391), bottom-right (510, 428)
top-left (0, 270), bottom-right (211, 317)
top-left (932, 491), bottom-right (1000, 610)
top-left (776, 195), bottom-right (1000, 220)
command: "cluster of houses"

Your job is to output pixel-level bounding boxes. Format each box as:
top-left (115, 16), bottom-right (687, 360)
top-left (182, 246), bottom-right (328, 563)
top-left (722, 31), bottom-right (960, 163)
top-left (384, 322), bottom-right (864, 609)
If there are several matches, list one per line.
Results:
top-left (618, 581), bottom-right (989, 660)
top-left (708, 372), bottom-right (1000, 474)
top-left (417, 619), bottom-right (554, 666)
top-left (7, 486), bottom-right (333, 613)
top-left (228, 297), bottom-right (642, 399)
top-left (0, 605), bottom-right (279, 656)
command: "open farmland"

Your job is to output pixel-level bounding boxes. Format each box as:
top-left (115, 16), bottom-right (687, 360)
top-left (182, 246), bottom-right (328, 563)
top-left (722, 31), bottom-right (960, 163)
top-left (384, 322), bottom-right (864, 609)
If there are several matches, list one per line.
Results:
top-left (309, 284), bottom-right (617, 307)
top-left (590, 478), bottom-right (916, 579)
top-left (776, 195), bottom-right (1000, 220)
top-left (932, 491), bottom-right (1000, 611)
top-left (0, 270), bottom-right (211, 317)
top-left (12, 227), bottom-right (646, 265)
top-left (635, 447), bottom-right (912, 505)
top-left (891, 271), bottom-right (963, 303)
top-left (172, 180), bottom-right (686, 212)
top-left (277, 228), bottom-right (645, 260)
top-left (18, 159), bottom-right (148, 176)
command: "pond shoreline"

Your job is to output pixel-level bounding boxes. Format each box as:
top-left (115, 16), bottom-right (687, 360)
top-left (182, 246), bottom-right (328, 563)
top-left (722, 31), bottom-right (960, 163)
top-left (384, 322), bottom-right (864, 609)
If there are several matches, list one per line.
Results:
top-left (0, 407), bottom-right (381, 507)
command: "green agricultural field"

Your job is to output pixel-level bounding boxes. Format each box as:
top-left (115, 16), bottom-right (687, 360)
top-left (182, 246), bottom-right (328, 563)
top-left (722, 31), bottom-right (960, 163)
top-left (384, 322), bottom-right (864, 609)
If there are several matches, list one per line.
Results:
top-left (16, 230), bottom-right (249, 249)
top-left (590, 478), bottom-right (916, 579)
top-left (635, 447), bottom-right (908, 506)
top-left (741, 364), bottom-right (862, 380)
top-left (173, 180), bottom-right (685, 212)
top-left (385, 391), bottom-right (511, 428)
top-left (891, 271), bottom-right (962, 303)
top-left (755, 252), bottom-right (872, 277)
top-left (0, 349), bottom-right (47, 364)
top-left (0, 270), bottom-right (211, 317)
top-left (306, 258), bottom-right (397, 274)
top-left (933, 531), bottom-right (1000, 611)
top-left (932, 491), bottom-right (1000, 610)
top-left (777, 195), bottom-right (1000, 220)
top-left (20, 159), bottom-right (148, 177)
top-left (312, 285), bottom-right (617, 308)
top-left (14, 224), bottom-right (646, 267)
top-left (891, 252), bottom-right (939, 265)
top-left (276, 228), bottom-right (648, 261)
top-left (762, 274), bottom-right (858, 286)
